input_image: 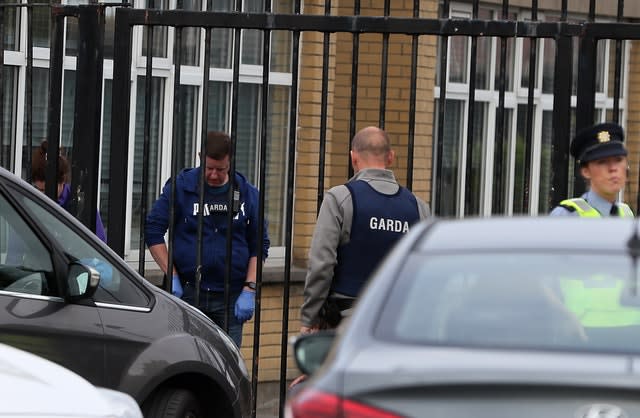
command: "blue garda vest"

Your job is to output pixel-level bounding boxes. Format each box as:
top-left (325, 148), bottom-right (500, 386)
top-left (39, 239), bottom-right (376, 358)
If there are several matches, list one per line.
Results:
top-left (332, 180), bottom-right (420, 297)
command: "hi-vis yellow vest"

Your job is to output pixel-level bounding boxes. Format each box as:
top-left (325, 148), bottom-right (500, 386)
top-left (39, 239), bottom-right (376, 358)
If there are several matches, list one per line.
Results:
top-left (558, 198), bottom-right (639, 327)
top-left (559, 198), bottom-right (634, 217)
top-left (561, 278), bottom-right (640, 327)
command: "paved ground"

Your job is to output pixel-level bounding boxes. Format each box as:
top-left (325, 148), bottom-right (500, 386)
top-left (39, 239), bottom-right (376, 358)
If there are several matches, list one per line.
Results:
top-left (256, 381), bottom-right (285, 417)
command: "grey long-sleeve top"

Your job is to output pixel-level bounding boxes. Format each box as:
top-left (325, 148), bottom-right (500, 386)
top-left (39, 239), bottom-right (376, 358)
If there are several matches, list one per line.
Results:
top-left (300, 168), bottom-right (431, 327)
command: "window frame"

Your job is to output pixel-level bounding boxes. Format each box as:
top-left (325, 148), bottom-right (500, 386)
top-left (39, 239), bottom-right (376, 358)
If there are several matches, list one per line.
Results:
top-left (435, 3), bottom-right (630, 217)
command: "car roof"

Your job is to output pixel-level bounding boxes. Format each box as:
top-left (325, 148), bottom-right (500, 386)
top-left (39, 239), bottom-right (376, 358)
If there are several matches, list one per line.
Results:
top-left (415, 216), bottom-right (639, 253)
top-left (0, 165), bottom-right (34, 189)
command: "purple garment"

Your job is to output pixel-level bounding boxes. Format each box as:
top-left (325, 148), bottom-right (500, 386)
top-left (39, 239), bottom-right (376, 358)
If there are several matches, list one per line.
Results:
top-left (58, 183), bottom-right (107, 243)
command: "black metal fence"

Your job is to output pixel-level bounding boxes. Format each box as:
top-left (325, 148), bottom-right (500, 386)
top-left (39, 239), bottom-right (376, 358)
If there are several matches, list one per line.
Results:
top-left (2, 0), bottom-right (640, 417)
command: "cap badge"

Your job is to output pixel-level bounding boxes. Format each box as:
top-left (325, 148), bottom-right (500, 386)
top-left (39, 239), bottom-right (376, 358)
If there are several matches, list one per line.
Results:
top-left (597, 131), bottom-right (611, 143)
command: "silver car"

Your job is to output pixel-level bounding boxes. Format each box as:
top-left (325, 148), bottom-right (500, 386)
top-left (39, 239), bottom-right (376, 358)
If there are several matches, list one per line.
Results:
top-left (0, 342), bottom-right (142, 418)
top-left (287, 217), bottom-right (640, 418)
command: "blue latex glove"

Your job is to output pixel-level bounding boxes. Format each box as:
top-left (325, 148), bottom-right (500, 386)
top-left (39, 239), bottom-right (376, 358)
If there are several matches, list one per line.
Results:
top-left (172, 274), bottom-right (183, 298)
top-left (79, 257), bottom-right (113, 288)
top-left (234, 290), bottom-right (255, 322)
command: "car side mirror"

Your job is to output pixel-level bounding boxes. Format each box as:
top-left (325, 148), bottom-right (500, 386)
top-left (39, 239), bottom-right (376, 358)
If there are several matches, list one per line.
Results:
top-left (292, 331), bottom-right (336, 376)
top-left (67, 262), bottom-right (100, 300)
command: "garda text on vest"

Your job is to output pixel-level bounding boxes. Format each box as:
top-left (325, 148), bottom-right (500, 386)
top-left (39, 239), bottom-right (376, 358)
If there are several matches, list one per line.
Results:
top-left (193, 202), bottom-right (228, 215)
top-left (369, 217), bottom-right (410, 233)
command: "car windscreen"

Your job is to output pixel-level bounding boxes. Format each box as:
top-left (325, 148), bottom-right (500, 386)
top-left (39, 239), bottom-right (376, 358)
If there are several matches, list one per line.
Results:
top-left (374, 252), bottom-right (640, 354)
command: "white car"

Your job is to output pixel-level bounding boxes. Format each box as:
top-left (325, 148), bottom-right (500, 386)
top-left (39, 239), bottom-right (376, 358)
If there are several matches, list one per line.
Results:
top-left (0, 342), bottom-right (142, 418)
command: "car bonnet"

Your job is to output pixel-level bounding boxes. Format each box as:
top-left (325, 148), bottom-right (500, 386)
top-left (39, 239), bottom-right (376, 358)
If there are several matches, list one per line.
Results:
top-left (0, 343), bottom-right (119, 417)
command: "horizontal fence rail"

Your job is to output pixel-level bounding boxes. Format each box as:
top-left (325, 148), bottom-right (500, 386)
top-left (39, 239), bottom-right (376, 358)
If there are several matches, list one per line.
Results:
top-left (1, 1), bottom-right (639, 417)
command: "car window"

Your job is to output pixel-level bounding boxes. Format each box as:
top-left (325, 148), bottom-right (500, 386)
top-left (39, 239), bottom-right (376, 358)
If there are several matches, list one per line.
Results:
top-left (376, 253), bottom-right (640, 354)
top-left (0, 194), bottom-right (54, 296)
top-left (15, 192), bottom-right (150, 307)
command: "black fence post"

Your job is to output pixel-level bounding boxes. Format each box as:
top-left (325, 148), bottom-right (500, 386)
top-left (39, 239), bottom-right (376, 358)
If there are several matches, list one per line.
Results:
top-left (70, 5), bottom-right (104, 235)
top-left (574, 32), bottom-right (598, 197)
top-left (108, 7), bottom-right (133, 256)
top-left (46, 5), bottom-right (65, 203)
top-left (550, 32), bottom-right (573, 208)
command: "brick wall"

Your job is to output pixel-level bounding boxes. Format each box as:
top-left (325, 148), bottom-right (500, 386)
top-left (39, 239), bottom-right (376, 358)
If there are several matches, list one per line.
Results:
top-left (293, 0), bottom-right (439, 268)
top-left (245, 2), bottom-right (441, 382)
top-left (240, 281), bottom-right (305, 382)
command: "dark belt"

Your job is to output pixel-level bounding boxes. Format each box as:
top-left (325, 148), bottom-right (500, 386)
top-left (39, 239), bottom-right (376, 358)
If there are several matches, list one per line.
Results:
top-left (184, 282), bottom-right (223, 293)
top-left (332, 297), bottom-right (354, 311)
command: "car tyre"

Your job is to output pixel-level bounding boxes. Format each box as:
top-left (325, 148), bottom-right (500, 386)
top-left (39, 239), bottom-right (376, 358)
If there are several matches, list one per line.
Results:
top-left (143, 387), bottom-right (203, 418)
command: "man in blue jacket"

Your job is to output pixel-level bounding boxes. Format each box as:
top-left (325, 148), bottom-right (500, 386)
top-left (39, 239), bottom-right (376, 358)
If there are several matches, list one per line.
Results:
top-left (145, 131), bottom-right (269, 347)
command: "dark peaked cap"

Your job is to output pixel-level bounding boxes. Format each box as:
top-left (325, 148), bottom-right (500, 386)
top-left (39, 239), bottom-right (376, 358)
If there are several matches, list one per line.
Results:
top-left (570, 122), bottom-right (627, 163)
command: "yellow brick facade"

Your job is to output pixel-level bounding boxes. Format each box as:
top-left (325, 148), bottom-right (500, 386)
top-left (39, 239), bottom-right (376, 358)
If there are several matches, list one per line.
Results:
top-left (241, 283), bottom-right (305, 381)
top-left (293, 0), bottom-right (437, 267)
top-left (246, 0), bottom-right (441, 383)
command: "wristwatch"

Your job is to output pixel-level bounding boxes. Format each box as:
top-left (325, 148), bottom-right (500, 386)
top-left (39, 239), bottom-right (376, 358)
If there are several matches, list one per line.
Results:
top-left (243, 281), bottom-right (257, 291)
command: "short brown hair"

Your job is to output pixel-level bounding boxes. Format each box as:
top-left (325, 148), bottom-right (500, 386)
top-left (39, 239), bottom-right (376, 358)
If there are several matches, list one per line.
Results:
top-left (205, 131), bottom-right (231, 160)
top-left (32, 140), bottom-right (69, 184)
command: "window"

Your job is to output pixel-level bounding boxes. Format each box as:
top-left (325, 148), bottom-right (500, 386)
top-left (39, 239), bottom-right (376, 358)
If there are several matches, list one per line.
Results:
top-left (434, 99), bottom-right (463, 217)
top-left (121, 0), bottom-right (292, 258)
top-left (1, 67), bottom-right (18, 172)
top-left (3, 6), bottom-right (19, 51)
top-left (377, 252), bottom-right (640, 353)
top-left (16, 188), bottom-right (150, 306)
top-left (0, 192), bottom-right (53, 296)
top-left (131, 76), bottom-right (165, 251)
top-left (2, 1), bottom-right (293, 266)
top-left (434, 4), bottom-right (628, 217)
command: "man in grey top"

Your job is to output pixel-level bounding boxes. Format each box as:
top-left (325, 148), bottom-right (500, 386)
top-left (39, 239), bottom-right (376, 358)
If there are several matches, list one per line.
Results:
top-left (299, 126), bottom-right (430, 334)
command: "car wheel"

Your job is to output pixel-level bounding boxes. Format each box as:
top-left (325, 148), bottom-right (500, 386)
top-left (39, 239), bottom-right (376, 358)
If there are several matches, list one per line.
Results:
top-left (143, 387), bottom-right (203, 418)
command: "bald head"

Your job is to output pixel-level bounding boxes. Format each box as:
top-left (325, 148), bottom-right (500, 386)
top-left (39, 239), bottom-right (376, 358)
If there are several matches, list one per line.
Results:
top-left (350, 126), bottom-right (394, 172)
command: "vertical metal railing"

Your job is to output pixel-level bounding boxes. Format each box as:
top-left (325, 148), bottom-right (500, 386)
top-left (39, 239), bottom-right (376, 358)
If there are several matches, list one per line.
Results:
top-left (521, 0), bottom-right (538, 213)
top-left (434, 0), bottom-right (450, 215)
top-left (612, 0), bottom-right (624, 123)
top-left (25, 4), bottom-right (33, 179)
top-left (574, 0), bottom-right (599, 197)
top-left (405, 0), bottom-right (419, 190)
top-left (347, 0), bottom-right (360, 178)
top-left (70, 5), bottom-right (104, 235)
top-left (278, 5), bottom-right (301, 416)
top-left (492, 0), bottom-right (509, 214)
top-left (138, 15), bottom-right (154, 276)
top-left (378, 0), bottom-right (390, 129)
top-left (0, 5), bottom-right (4, 173)
top-left (46, 4), bottom-right (65, 202)
top-left (194, 25), bottom-right (211, 315)
top-left (167, 25), bottom-right (183, 296)
top-left (252, 0), bottom-right (272, 413)
top-left (463, 0), bottom-right (479, 216)
top-left (223, 0), bottom-right (243, 336)
top-left (549, 0), bottom-right (573, 208)
top-left (316, 0), bottom-right (331, 214)
top-left (108, 6), bottom-right (133, 257)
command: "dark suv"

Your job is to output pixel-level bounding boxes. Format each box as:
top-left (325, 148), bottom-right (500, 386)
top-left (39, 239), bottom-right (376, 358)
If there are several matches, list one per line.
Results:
top-left (0, 167), bottom-right (250, 417)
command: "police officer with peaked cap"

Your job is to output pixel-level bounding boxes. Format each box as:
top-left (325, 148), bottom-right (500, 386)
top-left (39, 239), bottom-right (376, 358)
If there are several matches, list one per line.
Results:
top-left (550, 122), bottom-right (634, 217)
top-left (549, 123), bottom-right (640, 339)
